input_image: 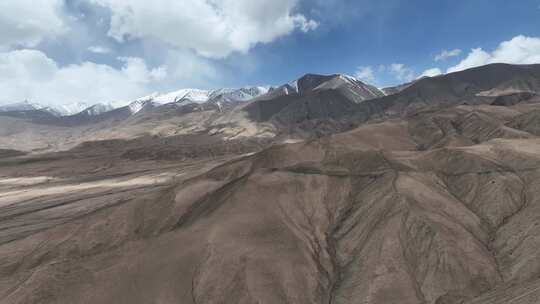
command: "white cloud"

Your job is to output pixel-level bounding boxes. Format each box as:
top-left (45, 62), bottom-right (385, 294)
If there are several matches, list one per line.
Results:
top-left (294, 15), bottom-right (319, 32)
top-left (0, 49), bottom-right (171, 106)
top-left (448, 35), bottom-right (540, 73)
top-left (354, 66), bottom-right (376, 83)
top-left (157, 50), bottom-right (218, 89)
top-left (389, 63), bottom-right (415, 82)
top-left (447, 48), bottom-right (490, 73)
top-left (418, 68), bottom-right (442, 78)
top-left (434, 49), bottom-right (462, 61)
top-left (0, 0), bottom-right (66, 49)
top-left (88, 46), bottom-right (112, 54)
top-left (354, 63), bottom-right (427, 85)
top-left (89, 0), bottom-right (318, 58)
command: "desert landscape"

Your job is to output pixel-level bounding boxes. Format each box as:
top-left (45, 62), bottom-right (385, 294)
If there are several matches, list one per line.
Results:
top-left (1, 63), bottom-right (540, 303)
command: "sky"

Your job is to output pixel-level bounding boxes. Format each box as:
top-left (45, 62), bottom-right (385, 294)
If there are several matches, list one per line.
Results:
top-left (1, 0), bottom-right (540, 107)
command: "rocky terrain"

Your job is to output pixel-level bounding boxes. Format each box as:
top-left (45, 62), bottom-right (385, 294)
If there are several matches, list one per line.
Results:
top-left (1, 63), bottom-right (540, 303)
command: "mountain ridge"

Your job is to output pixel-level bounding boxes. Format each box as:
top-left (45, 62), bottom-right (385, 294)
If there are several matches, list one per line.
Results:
top-left (2, 62), bottom-right (540, 304)
top-left (2, 63), bottom-right (540, 152)
top-left (0, 73), bottom-right (385, 118)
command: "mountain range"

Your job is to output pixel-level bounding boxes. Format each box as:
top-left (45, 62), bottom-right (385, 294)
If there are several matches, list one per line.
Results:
top-left (0, 74), bottom-right (389, 118)
top-left (0, 86), bottom-right (272, 117)
top-left (2, 63), bottom-right (540, 304)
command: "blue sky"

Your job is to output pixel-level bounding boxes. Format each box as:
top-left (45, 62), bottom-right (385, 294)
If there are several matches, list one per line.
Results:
top-left (245, 0), bottom-right (540, 87)
top-left (1, 0), bottom-right (540, 106)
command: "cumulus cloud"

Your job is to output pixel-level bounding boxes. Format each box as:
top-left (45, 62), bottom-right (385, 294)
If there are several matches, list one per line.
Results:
top-left (0, 0), bottom-right (66, 49)
top-left (294, 15), bottom-right (319, 32)
top-left (389, 63), bottom-right (415, 82)
top-left (418, 68), bottom-right (443, 78)
top-left (89, 0), bottom-right (318, 58)
top-left (354, 66), bottom-right (376, 83)
top-left (0, 49), bottom-right (170, 106)
top-left (434, 49), bottom-right (462, 62)
top-left (448, 35), bottom-right (540, 73)
top-left (0, 0), bottom-right (319, 107)
top-left (353, 63), bottom-right (424, 85)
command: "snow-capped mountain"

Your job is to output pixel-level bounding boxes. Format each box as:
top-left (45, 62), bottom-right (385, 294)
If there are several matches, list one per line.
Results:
top-left (79, 103), bottom-right (115, 116)
top-left (0, 101), bottom-right (44, 112)
top-left (158, 87), bottom-right (269, 105)
top-left (154, 89), bottom-right (210, 104)
top-left (128, 86), bottom-right (270, 114)
top-left (128, 99), bottom-right (159, 114)
top-left (53, 103), bottom-right (92, 116)
top-left (0, 101), bottom-right (116, 117)
top-left (208, 87), bottom-right (270, 103)
top-left (50, 102), bottom-right (120, 116)
top-left (312, 74), bottom-right (386, 102)
top-left (3, 78), bottom-right (382, 118)
top-left (0, 101), bottom-right (66, 117)
top-left (255, 74), bottom-right (385, 103)
top-left (0, 86), bottom-right (270, 117)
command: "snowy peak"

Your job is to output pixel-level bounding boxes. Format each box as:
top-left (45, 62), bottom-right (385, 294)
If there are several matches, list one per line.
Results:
top-left (165, 89), bottom-right (210, 104)
top-left (312, 74), bottom-right (386, 102)
top-left (80, 103), bottom-right (114, 116)
top-left (0, 101), bottom-right (43, 112)
top-left (209, 87), bottom-right (269, 103)
top-left (0, 101), bottom-right (116, 117)
top-left (133, 87), bottom-right (269, 107)
top-left (45, 102), bottom-right (118, 116)
top-left (0, 101), bottom-right (66, 117)
top-left (257, 73), bottom-right (384, 103)
top-left (128, 99), bottom-right (159, 114)
top-left (0, 76), bottom-right (384, 119)
top-left (52, 103), bottom-right (93, 116)
top-left (125, 86), bottom-right (268, 114)
top-left (260, 74), bottom-right (335, 99)
top-left (0, 85), bottom-right (269, 117)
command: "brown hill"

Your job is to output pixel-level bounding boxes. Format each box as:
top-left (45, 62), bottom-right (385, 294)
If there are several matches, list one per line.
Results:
top-left (2, 63), bottom-right (540, 303)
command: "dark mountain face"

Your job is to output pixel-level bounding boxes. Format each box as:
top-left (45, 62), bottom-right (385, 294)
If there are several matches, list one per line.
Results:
top-left (382, 78), bottom-right (422, 95)
top-left (341, 63), bottom-right (540, 124)
top-left (59, 107), bottom-right (133, 126)
top-left (380, 63), bottom-right (540, 108)
top-left (254, 73), bottom-right (383, 102)
top-left (295, 73), bottom-right (337, 94)
top-left (0, 107), bottom-right (133, 126)
top-left (245, 89), bottom-right (371, 134)
top-left (243, 74), bottom-right (385, 133)
top-left (0, 110), bottom-right (56, 122)
top-left (241, 64), bottom-right (540, 139)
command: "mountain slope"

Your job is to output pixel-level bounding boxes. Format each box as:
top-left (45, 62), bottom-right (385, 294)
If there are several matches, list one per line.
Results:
top-left (373, 63), bottom-right (540, 112)
top-left (2, 63), bottom-right (540, 304)
top-left (2, 134), bottom-right (540, 304)
top-left (239, 64), bottom-right (540, 139)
